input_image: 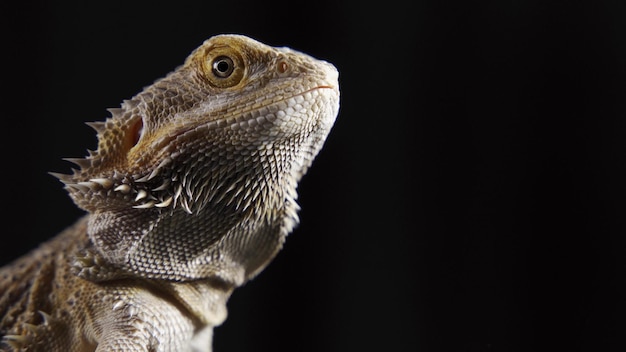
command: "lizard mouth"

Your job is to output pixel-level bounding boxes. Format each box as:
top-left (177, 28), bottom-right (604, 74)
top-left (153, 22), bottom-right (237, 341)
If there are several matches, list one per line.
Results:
top-left (312, 85), bottom-right (335, 90)
top-left (167, 84), bottom-right (337, 142)
top-left (303, 84), bottom-right (337, 95)
top-left (126, 83), bottom-right (338, 178)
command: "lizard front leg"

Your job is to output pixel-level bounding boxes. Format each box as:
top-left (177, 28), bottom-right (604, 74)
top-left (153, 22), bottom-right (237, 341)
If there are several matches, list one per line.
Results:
top-left (92, 286), bottom-right (203, 352)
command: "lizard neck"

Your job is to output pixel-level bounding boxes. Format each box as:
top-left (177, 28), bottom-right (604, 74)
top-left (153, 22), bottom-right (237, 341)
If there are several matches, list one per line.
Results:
top-left (75, 170), bottom-right (300, 286)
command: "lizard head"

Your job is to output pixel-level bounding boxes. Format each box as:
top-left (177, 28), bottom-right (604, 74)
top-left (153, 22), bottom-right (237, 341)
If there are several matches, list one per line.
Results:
top-left (52, 35), bottom-right (340, 282)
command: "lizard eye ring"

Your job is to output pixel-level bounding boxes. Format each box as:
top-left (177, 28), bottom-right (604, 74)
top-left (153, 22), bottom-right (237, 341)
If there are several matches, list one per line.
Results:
top-left (200, 45), bottom-right (246, 88)
top-left (212, 56), bottom-right (235, 78)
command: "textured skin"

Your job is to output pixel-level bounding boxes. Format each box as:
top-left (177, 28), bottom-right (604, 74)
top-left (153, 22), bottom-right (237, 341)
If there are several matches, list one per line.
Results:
top-left (0, 34), bottom-right (339, 351)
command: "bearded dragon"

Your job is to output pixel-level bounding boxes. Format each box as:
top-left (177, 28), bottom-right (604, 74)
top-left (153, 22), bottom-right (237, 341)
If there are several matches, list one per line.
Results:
top-left (0, 34), bottom-right (340, 352)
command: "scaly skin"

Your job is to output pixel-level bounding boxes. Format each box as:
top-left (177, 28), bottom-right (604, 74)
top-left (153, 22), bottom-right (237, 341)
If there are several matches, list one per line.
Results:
top-left (0, 34), bottom-right (339, 352)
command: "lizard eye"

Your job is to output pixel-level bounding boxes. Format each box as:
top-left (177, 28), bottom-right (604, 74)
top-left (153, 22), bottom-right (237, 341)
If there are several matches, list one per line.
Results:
top-left (201, 45), bottom-right (246, 88)
top-left (212, 56), bottom-right (235, 78)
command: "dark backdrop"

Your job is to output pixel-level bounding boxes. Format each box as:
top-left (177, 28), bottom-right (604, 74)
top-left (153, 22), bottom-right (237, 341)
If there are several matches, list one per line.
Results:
top-left (2, 1), bottom-right (626, 351)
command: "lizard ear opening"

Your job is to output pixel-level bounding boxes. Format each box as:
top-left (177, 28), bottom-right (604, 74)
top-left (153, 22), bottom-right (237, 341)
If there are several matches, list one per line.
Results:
top-left (127, 117), bottom-right (144, 149)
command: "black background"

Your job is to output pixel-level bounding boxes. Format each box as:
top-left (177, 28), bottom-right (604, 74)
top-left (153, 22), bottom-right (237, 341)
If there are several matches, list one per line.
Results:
top-left (2, 1), bottom-right (626, 351)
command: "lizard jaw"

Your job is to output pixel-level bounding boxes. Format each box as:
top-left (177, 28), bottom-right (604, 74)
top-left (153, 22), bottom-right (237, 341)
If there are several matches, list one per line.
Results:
top-left (52, 84), bottom-right (338, 214)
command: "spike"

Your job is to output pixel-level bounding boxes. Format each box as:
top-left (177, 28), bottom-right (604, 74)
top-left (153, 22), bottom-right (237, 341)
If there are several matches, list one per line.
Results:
top-left (232, 184), bottom-right (246, 198)
top-left (235, 196), bottom-right (244, 210)
top-left (224, 183), bottom-right (237, 194)
top-left (225, 185), bottom-right (246, 207)
top-left (114, 184), bottom-right (131, 193)
top-left (107, 108), bottom-right (124, 117)
top-left (204, 185), bottom-right (218, 204)
top-left (147, 167), bottom-right (160, 181)
top-left (77, 181), bottom-right (98, 190)
top-left (240, 198), bottom-right (253, 212)
top-left (225, 193), bottom-right (237, 207)
top-left (63, 158), bottom-right (91, 170)
top-left (174, 185), bottom-right (183, 199)
top-left (152, 179), bottom-right (171, 191)
top-left (89, 178), bottom-right (113, 189)
top-left (127, 305), bottom-right (138, 318)
top-left (156, 157), bottom-right (172, 171)
top-left (180, 197), bottom-right (193, 214)
top-left (264, 208), bottom-right (273, 223)
top-left (194, 182), bottom-right (210, 203)
top-left (3, 335), bottom-right (27, 342)
top-left (48, 172), bottom-right (73, 183)
top-left (132, 201), bottom-right (155, 209)
top-left (39, 311), bottom-right (52, 325)
top-left (112, 300), bottom-right (124, 311)
top-left (155, 196), bottom-right (173, 208)
top-left (251, 187), bottom-right (262, 202)
top-left (3, 334), bottom-right (29, 348)
top-left (135, 190), bottom-right (148, 201)
top-left (123, 99), bottom-right (138, 108)
top-left (135, 174), bottom-right (152, 183)
top-left (185, 180), bottom-right (194, 199)
top-left (85, 121), bottom-right (106, 133)
top-left (285, 206), bottom-right (300, 221)
top-left (66, 183), bottom-right (90, 192)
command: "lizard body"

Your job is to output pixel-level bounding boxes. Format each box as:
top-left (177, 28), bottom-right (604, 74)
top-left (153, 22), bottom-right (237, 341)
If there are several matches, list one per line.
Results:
top-left (0, 34), bottom-right (339, 351)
